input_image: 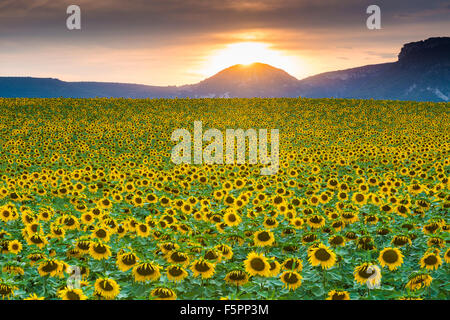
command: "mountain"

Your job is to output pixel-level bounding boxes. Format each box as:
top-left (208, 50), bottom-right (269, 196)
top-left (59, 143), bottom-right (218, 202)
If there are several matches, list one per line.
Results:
top-left (296, 37), bottom-right (450, 101)
top-left (180, 63), bottom-right (299, 98)
top-left (1, 37), bottom-right (449, 101)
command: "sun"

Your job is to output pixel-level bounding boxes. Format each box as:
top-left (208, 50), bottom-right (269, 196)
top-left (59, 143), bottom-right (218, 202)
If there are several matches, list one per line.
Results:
top-left (201, 42), bottom-right (297, 77)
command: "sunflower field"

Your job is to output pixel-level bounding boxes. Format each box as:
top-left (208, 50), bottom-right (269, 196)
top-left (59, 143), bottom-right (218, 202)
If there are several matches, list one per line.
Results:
top-left (0, 97), bottom-right (448, 300)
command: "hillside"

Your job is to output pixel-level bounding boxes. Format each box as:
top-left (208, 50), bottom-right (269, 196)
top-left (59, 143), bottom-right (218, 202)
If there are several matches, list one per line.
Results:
top-left (1, 37), bottom-right (449, 101)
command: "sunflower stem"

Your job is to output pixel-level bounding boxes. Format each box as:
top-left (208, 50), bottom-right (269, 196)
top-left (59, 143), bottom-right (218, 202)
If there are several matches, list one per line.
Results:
top-left (43, 276), bottom-right (47, 296)
top-left (322, 268), bottom-right (327, 290)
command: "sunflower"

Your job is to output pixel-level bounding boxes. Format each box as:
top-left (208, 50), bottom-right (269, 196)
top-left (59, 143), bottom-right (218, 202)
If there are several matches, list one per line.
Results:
top-left (37, 259), bottom-right (63, 277)
top-left (75, 239), bottom-right (91, 254)
top-left (191, 259), bottom-right (215, 279)
top-left (391, 235), bottom-right (412, 247)
top-left (89, 242), bottom-right (112, 260)
top-left (50, 225), bottom-right (65, 239)
top-left (0, 208), bottom-right (14, 222)
top-left (427, 236), bottom-right (445, 248)
top-left (422, 222), bottom-right (440, 235)
top-left (0, 283), bottom-right (17, 298)
top-left (159, 242), bottom-right (180, 255)
top-left (215, 244), bottom-right (233, 260)
top-left (244, 252), bottom-right (271, 277)
top-left (419, 252), bottom-right (442, 270)
top-left (150, 287), bottom-right (177, 300)
top-left (302, 232), bottom-right (317, 244)
top-left (7, 240), bottom-right (22, 254)
top-left (326, 290), bottom-right (350, 300)
top-left (204, 248), bottom-right (222, 263)
top-left (98, 198), bottom-right (113, 210)
top-left (341, 211), bottom-right (359, 224)
top-left (357, 236), bottom-right (376, 251)
top-left (136, 223), bottom-right (151, 237)
top-left (166, 251), bottom-right (190, 267)
top-left (364, 214), bottom-right (379, 225)
top-left (268, 259), bottom-right (282, 276)
top-left (445, 248), bottom-right (450, 263)
top-left (91, 226), bottom-right (111, 242)
top-left (26, 234), bottom-right (48, 249)
top-left (308, 244), bottom-right (336, 269)
top-left (94, 278), bottom-right (120, 299)
top-left (253, 230), bottom-right (275, 247)
top-left (405, 273), bottom-right (432, 291)
top-left (2, 265), bottom-right (24, 276)
top-left (280, 271), bottom-right (302, 291)
top-left (132, 262), bottom-right (161, 282)
top-left (352, 192), bottom-right (367, 205)
top-left (290, 217), bottom-right (304, 229)
top-left (58, 287), bottom-right (88, 300)
top-left (378, 247), bottom-right (404, 270)
top-left (24, 293), bottom-right (45, 300)
top-left (329, 235), bottom-right (346, 247)
top-left (281, 257), bottom-right (303, 272)
top-left (263, 217), bottom-right (279, 229)
top-left (224, 270), bottom-right (249, 286)
top-left (353, 263), bottom-right (381, 287)
top-left (27, 252), bottom-right (46, 265)
top-left (116, 252), bottom-right (139, 272)
top-left (166, 265), bottom-right (188, 282)
top-left (223, 210), bottom-right (241, 227)
top-left (307, 215), bottom-right (326, 229)
top-left (80, 212), bottom-right (95, 225)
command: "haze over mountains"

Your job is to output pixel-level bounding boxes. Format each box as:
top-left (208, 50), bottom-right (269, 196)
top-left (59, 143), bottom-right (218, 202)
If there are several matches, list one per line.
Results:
top-left (1, 37), bottom-right (449, 101)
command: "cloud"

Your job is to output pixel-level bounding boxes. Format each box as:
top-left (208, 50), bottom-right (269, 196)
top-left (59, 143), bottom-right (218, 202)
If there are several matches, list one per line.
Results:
top-left (1, 0), bottom-right (449, 38)
top-left (0, 0), bottom-right (448, 84)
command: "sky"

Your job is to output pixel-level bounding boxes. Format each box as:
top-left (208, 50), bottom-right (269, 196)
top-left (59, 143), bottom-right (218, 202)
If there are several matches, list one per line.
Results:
top-left (0, 0), bottom-right (449, 86)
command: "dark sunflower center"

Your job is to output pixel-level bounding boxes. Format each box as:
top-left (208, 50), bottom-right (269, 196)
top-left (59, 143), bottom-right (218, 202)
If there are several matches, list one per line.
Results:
top-left (382, 250), bottom-right (399, 263)
top-left (66, 291), bottom-right (81, 300)
top-left (137, 264), bottom-right (156, 276)
top-left (96, 229), bottom-right (107, 238)
top-left (283, 272), bottom-right (299, 284)
top-left (78, 242), bottom-right (90, 250)
top-left (169, 267), bottom-right (183, 277)
top-left (204, 251), bottom-right (219, 260)
top-left (94, 245), bottom-right (107, 254)
top-left (100, 280), bottom-right (114, 291)
top-left (310, 216), bottom-right (322, 223)
top-left (330, 236), bottom-right (344, 245)
top-left (154, 289), bottom-right (173, 298)
top-left (424, 255), bottom-right (437, 265)
top-left (257, 231), bottom-right (271, 242)
top-left (393, 237), bottom-right (408, 245)
top-left (195, 261), bottom-right (211, 273)
top-left (42, 262), bottom-right (58, 272)
top-left (122, 254), bottom-right (137, 265)
top-left (332, 293), bottom-right (347, 300)
top-left (314, 248), bottom-right (331, 261)
top-left (250, 258), bottom-right (265, 271)
top-left (171, 252), bottom-right (187, 262)
top-left (229, 271), bottom-right (246, 280)
top-left (30, 236), bottom-right (44, 244)
top-left (358, 266), bottom-right (375, 279)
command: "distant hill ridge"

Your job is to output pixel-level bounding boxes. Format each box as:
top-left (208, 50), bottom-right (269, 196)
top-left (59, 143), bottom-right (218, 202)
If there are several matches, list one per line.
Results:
top-left (1, 37), bottom-right (449, 101)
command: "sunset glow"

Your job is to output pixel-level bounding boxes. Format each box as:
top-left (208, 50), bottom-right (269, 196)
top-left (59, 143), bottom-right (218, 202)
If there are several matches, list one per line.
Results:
top-left (201, 42), bottom-right (300, 78)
